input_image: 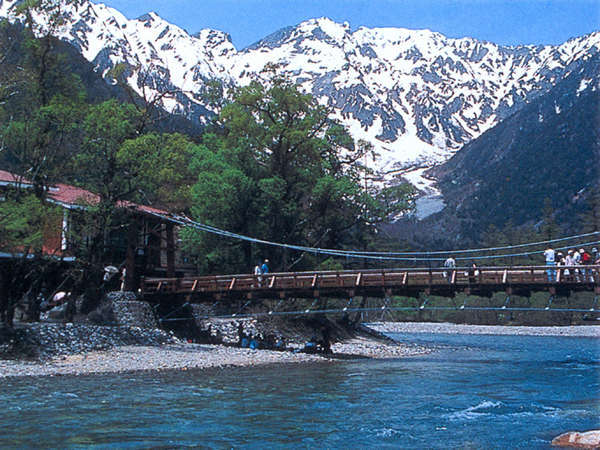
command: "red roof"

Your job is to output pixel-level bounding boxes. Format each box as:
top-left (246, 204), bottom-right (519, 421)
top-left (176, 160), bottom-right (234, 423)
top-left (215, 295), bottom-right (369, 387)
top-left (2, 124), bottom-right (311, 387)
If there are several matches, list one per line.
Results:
top-left (49, 183), bottom-right (99, 207)
top-left (0, 170), bottom-right (30, 184)
top-left (0, 170), bottom-right (169, 217)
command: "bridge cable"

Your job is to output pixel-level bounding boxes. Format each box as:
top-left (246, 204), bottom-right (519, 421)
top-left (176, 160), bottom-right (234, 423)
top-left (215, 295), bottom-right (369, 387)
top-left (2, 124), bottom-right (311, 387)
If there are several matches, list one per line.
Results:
top-left (154, 211), bottom-right (600, 256)
top-left (191, 305), bottom-right (599, 320)
top-left (145, 211), bottom-right (600, 262)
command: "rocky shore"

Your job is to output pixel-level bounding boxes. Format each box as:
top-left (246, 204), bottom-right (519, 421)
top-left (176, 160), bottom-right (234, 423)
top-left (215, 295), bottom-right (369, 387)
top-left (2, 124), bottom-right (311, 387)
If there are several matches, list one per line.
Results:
top-left (0, 322), bottom-right (429, 378)
top-left (3, 320), bottom-right (597, 379)
top-left (0, 322), bottom-right (179, 359)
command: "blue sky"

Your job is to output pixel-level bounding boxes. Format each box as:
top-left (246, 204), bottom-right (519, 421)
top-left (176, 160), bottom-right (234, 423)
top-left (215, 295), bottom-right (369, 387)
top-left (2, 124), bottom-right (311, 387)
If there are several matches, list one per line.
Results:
top-left (99, 0), bottom-right (599, 48)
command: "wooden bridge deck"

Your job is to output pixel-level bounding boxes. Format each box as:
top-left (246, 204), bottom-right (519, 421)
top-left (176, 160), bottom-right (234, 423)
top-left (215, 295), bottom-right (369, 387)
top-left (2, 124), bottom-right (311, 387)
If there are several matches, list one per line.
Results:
top-left (141, 265), bottom-right (600, 301)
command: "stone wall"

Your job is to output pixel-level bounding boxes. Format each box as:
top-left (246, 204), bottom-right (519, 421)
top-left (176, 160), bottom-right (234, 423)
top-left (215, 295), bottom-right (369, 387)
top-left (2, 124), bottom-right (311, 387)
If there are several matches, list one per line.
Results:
top-left (194, 317), bottom-right (264, 345)
top-left (96, 292), bottom-right (158, 329)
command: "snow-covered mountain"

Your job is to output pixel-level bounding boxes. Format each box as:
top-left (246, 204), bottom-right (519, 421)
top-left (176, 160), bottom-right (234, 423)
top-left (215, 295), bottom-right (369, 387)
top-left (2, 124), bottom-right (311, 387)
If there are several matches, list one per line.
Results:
top-left (1, 0), bottom-right (598, 179)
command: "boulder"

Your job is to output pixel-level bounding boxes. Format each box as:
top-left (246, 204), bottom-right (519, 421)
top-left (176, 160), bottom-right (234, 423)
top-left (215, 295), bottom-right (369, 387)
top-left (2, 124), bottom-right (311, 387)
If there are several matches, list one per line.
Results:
top-left (552, 430), bottom-right (600, 448)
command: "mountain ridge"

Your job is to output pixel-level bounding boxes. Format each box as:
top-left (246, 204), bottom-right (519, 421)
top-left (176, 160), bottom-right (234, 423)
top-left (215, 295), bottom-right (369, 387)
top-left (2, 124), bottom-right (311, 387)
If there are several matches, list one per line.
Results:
top-left (418, 52), bottom-right (600, 242)
top-left (0, 0), bottom-right (598, 180)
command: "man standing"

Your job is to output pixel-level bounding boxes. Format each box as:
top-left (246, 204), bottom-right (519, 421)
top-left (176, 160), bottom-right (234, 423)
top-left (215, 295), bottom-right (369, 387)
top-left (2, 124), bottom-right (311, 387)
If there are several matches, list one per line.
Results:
top-left (254, 262), bottom-right (262, 287)
top-left (581, 248), bottom-right (592, 282)
top-left (443, 256), bottom-right (456, 283)
top-left (261, 259), bottom-right (270, 275)
top-left (573, 248), bottom-right (582, 282)
top-left (543, 247), bottom-right (556, 282)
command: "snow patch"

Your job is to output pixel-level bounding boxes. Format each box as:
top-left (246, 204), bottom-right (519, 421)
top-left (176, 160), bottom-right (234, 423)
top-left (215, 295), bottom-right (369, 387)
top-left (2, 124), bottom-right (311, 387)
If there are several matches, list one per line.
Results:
top-left (400, 168), bottom-right (445, 220)
top-left (576, 78), bottom-right (591, 95)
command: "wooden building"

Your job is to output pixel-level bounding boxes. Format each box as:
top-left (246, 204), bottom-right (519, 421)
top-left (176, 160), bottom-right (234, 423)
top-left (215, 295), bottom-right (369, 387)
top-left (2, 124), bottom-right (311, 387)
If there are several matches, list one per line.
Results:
top-left (0, 170), bottom-right (192, 289)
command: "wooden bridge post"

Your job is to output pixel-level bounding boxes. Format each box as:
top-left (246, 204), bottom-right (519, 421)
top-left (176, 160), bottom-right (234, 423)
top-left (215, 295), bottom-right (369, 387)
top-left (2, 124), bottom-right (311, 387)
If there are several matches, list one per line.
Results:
top-left (124, 217), bottom-right (138, 292)
top-left (166, 223), bottom-right (175, 278)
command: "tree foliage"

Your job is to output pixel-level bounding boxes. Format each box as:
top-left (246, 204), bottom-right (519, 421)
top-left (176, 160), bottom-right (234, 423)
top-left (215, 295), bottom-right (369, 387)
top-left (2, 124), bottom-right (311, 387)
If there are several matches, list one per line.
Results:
top-left (185, 77), bottom-right (415, 272)
top-left (0, 19), bottom-right (417, 321)
top-left (0, 194), bottom-right (59, 254)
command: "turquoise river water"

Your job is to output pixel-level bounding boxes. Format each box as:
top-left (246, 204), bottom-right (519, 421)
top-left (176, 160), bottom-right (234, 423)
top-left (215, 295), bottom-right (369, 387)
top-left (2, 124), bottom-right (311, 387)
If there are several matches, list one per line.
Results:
top-left (1, 332), bottom-right (599, 448)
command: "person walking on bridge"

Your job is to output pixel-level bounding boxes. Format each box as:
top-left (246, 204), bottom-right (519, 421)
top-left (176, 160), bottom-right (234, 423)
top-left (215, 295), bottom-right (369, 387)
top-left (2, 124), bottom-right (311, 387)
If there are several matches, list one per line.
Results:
top-left (544, 247), bottom-right (556, 282)
top-left (443, 256), bottom-right (456, 283)
top-left (254, 262), bottom-right (263, 287)
top-left (261, 259), bottom-right (270, 275)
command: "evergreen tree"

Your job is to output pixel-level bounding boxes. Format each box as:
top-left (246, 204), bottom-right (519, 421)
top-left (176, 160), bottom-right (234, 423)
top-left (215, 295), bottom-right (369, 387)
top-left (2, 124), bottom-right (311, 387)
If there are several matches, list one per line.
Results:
top-left (580, 185), bottom-right (600, 233)
top-left (540, 198), bottom-right (561, 241)
top-left (0, 2), bottom-right (87, 198)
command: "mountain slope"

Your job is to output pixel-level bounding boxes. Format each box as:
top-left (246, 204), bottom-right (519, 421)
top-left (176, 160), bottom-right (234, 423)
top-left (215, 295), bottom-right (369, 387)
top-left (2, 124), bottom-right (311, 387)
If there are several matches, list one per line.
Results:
top-left (0, 20), bottom-right (203, 135)
top-left (0, 0), bottom-right (598, 178)
top-left (427, 52), bottom-right (600, 240)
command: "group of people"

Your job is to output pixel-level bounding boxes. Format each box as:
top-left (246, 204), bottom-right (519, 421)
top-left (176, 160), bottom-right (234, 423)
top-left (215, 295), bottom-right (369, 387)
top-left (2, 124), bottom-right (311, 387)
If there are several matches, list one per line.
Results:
top-left (443, 257), bottom-right (478, 283)
top-left (544, 247), bottom-right (600, 282)
top-left (253, 259), bottom-right (270, 286)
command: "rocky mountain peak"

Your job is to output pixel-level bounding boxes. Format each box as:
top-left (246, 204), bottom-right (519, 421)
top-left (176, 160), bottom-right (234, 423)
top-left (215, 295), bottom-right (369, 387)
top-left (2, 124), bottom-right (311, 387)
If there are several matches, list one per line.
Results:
top-left (1, 0), bottom-right (597, 183)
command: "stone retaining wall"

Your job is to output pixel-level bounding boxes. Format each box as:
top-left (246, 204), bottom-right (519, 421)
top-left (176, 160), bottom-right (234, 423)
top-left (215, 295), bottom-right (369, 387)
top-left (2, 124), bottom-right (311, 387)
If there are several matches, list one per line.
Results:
top-left (104, 292), bottom-right (158, 329)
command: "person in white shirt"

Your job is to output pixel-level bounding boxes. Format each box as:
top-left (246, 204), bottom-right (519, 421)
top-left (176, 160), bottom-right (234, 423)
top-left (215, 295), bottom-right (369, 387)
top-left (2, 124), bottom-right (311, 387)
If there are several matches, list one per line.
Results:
top-left (443, 256), bottom-right (456, 282)
top-left (253, 263), bottom-right (262, 287)
top-left (564, 250), bottom-right (575, 281)
top-left (543, 247), bottom-right (556, 282)
top-left (572, 249), bottom-right (582, 282)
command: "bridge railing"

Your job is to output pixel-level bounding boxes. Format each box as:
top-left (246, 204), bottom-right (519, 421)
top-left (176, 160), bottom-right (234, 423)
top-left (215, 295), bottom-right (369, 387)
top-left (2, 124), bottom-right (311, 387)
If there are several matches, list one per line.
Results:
top-left (140, 265), bottom-right (600, 295)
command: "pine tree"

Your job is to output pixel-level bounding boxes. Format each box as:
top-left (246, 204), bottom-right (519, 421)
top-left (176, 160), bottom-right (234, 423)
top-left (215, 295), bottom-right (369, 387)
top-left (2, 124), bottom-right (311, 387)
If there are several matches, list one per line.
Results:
top-left (580, 186), bottom-right (600, 233)
top-left (540, 198), bottom-right (561, 241)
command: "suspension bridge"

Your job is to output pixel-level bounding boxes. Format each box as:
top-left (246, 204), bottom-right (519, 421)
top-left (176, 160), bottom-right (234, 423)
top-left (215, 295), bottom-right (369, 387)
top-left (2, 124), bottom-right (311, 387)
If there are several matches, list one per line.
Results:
top-left (142, 265), bottom-right (600, 320)
top-left (140, 211), bottom-right (600, 319)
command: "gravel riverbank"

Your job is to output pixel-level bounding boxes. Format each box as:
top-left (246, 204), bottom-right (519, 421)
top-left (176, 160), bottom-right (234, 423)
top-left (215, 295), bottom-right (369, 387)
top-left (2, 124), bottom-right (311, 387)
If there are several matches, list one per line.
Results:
top-left (0, 323), bottom-right (429, 378)
top-left (0, 338), bottom-right (431, 378)
top-left (369, 322), bottom-right (600, 337)
top-left (5, 321), bottom-right (595, 378)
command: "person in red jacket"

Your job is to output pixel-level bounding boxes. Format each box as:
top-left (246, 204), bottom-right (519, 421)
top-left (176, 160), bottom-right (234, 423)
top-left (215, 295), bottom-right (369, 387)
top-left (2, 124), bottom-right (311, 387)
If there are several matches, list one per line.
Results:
top-left (581, 248), bottom-right (592, 282)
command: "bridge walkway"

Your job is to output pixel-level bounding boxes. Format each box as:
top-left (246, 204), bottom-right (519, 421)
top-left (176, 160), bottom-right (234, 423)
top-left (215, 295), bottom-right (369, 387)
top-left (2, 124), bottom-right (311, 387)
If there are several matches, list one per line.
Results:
top-left (141, 265), bottom-right (600, 302)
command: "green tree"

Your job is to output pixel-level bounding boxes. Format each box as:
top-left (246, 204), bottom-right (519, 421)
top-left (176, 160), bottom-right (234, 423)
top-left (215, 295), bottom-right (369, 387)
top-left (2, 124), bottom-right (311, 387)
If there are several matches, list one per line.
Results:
top-left (2, 95), bottom-right (84, 197)
top-left (540, 198), bottom-right (561, 241)
top-left (186, 77), bottom-right (414, 272)
top-left (580, 185), bottom-right (600, 233)
top-left (0, 194), bottom-right (62, 327)
top-left (0, 3), bottom-right (86, 198)
top-left (75, 100), bottom-right (139, 204)
top-left (182, 133), bottom-right (259, 272)
top-left (0, 194), bottom-right (59, 254)
top-left (12, 0), bottom-right (85, 105)
top-left (117, 132), bottom-right (199, 211)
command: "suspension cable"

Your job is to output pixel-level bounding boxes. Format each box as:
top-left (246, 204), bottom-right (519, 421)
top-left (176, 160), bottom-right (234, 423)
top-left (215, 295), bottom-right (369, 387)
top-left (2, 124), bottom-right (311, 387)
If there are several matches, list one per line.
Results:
top-left (159, 305), bottom-right (599, 322)
top-left (146, 211), bottom-right (600, 262)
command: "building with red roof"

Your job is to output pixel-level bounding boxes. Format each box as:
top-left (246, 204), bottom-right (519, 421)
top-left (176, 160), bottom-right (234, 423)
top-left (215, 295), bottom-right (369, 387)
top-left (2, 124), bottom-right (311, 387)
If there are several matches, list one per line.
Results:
top-left (0, 170), bottom-right (191, 288)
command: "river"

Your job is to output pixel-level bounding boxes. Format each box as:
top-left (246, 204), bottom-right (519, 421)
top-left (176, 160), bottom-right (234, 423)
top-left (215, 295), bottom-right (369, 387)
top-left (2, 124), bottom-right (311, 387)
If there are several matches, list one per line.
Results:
top-left (1, 333), bottom-right (598, 448)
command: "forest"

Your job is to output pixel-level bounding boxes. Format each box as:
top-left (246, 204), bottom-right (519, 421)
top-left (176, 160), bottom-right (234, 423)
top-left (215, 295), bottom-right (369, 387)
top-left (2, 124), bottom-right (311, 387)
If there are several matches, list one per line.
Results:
top-left (1, 1), bottom-right (598, 328)
top-left (0, 1), bottom-right (414, 326)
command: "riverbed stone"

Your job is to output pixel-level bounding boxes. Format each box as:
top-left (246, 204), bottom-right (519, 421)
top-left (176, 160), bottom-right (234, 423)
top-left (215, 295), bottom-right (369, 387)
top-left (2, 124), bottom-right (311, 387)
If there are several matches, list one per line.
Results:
top-left (551, 430), bottom-right (600, 448)
top-left (0, 322), bottom-right (180, 360)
